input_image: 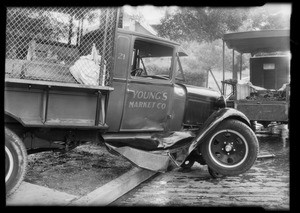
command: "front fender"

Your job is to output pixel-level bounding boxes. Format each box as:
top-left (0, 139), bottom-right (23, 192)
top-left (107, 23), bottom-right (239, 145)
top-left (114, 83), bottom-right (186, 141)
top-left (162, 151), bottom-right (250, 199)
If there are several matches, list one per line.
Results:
top-left (187, 107), bottom-right (250, 154)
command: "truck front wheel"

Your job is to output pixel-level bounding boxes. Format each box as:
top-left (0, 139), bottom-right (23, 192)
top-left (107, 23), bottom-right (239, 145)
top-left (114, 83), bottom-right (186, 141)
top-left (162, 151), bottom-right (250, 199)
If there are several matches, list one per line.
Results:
top-left (200, 119), bottom-right (258, 176)
top-left (5, 127), bottom-right (27, 197)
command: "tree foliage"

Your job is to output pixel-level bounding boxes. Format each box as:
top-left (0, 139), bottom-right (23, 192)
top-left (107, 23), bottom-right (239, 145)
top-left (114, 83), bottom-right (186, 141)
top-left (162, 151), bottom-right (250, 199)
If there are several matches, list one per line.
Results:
top-left (157, 5), bottom-right (291, 43)
top-left (156, 7), bottom-right (249, 42)
top-left (238, 5), bottom-right (291, 31)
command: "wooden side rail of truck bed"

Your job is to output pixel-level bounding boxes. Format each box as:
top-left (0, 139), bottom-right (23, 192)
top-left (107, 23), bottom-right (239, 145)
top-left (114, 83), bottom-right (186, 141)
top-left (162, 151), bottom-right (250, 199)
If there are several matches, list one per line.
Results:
top-left (5, 78), bottom-right (113, 129)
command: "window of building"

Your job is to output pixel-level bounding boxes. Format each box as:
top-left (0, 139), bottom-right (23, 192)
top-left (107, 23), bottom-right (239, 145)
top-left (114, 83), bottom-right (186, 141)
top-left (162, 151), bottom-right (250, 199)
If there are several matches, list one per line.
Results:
top-left (263, 63), bottom-right (275, 70)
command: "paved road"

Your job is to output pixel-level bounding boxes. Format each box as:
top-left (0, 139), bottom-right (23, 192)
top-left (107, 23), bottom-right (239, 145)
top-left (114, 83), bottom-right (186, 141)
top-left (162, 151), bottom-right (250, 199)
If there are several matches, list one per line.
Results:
top-left (111, 129), bottom-right (290, 210)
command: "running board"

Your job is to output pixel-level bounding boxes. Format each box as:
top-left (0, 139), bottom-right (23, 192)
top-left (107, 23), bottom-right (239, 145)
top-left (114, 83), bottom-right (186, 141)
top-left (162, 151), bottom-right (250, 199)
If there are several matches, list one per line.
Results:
top-left (105, 143), bottom-right (171, 172)
top-left (103, 131), bottom-right (195, 150)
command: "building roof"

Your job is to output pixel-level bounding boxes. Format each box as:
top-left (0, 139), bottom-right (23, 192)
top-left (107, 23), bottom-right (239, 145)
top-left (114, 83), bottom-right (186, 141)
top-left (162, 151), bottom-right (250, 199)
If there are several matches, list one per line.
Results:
top-left (223, 29), bottom-right (290, 55)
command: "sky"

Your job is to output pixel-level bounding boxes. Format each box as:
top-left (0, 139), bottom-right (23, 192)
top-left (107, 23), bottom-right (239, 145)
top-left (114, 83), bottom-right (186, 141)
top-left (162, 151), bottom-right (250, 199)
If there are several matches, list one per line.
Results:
top-left (123, 5), bottom-right (178, 25)
top-left (123, 4), bottom-right (292, 25)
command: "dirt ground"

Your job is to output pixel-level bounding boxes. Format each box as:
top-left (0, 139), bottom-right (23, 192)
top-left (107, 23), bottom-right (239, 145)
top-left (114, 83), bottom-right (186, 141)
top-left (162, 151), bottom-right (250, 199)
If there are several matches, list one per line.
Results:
top-left (24, 142), bottom-right (133, 196)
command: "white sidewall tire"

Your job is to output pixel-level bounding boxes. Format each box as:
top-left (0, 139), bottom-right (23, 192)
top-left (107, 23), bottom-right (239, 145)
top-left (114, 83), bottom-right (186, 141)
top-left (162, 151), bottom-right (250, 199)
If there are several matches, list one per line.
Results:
top-left (5, 146), bottom-right (15, 182)
top-left (201, 119), bottom-right (259, 176)
top-left (5, 127), bottom-right (27, 197)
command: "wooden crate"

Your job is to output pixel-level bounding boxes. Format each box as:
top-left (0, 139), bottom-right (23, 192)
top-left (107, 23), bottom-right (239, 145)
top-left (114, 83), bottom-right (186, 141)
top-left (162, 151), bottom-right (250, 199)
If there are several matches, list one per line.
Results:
top-left (5, 59), bottom-right (77, 84)
top-left (236, 83), bottom-right (253, 100)
top-left (5, 59), bottom-right (27, 77)
top-left (24, 60), bottom-right (77, 83)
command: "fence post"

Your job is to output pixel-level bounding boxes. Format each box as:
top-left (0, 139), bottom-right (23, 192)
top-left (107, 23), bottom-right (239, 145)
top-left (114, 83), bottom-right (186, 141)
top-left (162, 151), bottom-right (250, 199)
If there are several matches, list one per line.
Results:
top-left (100, 9), bottom-right (109, 86)
top-left (222, 39), bottom-right (225, 95)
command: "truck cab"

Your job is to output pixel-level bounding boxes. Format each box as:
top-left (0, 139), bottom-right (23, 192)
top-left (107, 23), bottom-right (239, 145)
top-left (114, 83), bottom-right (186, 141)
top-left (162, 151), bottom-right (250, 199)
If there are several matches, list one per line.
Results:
top-left (102, 29), bottom-right (258, 177)
top-left (106, 29), bottom-right (221, 133)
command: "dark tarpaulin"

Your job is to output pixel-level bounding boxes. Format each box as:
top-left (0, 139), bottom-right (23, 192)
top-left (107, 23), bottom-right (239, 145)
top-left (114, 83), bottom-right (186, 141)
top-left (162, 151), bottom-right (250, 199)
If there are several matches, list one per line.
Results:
top-left (223, 29), bottom-right (290, 55)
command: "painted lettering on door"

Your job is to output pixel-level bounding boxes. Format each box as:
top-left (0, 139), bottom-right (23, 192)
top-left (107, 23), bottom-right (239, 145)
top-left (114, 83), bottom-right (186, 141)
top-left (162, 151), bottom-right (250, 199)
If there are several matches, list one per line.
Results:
top-left (129, 90), bottom-right (168, 110)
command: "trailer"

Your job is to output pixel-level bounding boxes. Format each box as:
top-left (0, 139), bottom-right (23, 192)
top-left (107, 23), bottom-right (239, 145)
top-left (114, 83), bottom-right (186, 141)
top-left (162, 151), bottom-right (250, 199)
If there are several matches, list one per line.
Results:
top-left (221, 29), bottom-right (290, 128)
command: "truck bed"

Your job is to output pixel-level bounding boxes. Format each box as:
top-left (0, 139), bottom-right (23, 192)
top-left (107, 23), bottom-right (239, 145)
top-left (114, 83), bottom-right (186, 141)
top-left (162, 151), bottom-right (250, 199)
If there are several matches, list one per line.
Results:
top-left (5, 7), bottom-right (119, 129)
top-left (236, 100), bottom-right (289, 122)
top-left (5, 77), bottom-right (113, 129)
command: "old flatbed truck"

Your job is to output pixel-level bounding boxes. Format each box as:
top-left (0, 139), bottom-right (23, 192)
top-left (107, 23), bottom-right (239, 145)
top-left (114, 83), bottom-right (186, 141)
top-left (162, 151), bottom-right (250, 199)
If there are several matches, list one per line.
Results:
top-left (5, 7), bottom-right (259, 197)
top-left (221, 30), bottom-right (290, 128)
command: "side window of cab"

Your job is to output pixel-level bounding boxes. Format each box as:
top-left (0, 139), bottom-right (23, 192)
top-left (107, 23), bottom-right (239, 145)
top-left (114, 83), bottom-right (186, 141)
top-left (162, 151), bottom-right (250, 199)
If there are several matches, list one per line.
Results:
top-left (130, 39), bottom-right (174, 80)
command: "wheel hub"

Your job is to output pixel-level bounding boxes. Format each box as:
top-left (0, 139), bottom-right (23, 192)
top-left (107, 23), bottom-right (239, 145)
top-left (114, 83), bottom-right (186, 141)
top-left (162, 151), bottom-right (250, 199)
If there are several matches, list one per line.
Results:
top-left (224, 143), bottom-right (233, 152)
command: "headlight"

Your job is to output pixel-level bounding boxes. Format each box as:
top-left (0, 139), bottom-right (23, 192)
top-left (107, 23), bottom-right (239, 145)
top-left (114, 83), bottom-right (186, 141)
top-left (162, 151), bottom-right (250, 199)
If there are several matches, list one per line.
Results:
top-left (215, 95), bottom-right (226, 109)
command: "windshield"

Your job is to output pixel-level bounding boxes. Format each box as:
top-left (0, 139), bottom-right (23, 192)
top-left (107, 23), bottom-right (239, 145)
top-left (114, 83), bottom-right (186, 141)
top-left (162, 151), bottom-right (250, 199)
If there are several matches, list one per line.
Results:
top-left (131, 39), bottom-right (174, 79)
top-left (131, 39), bottom-right (187, 81)
top-left (140, 56), bottom-right (172, 76)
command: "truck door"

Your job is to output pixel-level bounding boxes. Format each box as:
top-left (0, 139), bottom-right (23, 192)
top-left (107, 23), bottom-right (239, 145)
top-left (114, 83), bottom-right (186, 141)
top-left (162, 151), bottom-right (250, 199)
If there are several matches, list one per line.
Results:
top-left (120, 38), bottom-right (175, 132)
top-left (106, 34), bottom-right (131, 131)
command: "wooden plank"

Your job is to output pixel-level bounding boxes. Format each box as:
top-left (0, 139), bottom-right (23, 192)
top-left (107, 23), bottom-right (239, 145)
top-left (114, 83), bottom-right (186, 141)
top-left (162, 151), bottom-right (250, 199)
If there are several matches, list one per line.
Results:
top-left (70, 167), bottom-right (157, 206)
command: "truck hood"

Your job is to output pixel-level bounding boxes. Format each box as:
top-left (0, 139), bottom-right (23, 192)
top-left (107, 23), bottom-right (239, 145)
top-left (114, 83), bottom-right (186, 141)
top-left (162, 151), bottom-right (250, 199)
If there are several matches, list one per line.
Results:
top-left (181, 84), bottom-right (221, 100)
top-left (177, 84), bottom-right (221, 127)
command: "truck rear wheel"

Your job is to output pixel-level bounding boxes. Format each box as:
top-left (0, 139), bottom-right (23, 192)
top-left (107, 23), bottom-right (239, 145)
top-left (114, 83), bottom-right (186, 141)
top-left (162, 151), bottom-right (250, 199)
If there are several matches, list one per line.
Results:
top-left (5, 127), bottom-right (27, 197)
top-left (200, 119), bottom-right (258, 176)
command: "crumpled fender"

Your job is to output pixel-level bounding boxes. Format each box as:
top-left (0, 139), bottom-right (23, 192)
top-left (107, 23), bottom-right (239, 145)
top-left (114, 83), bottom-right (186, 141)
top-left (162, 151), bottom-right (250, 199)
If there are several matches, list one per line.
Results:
top-left (187, 107), bottom-right (251, 155)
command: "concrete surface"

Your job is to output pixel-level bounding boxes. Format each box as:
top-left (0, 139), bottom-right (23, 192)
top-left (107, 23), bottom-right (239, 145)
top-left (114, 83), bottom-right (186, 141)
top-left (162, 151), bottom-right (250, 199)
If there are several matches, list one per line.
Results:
top-left (6, 182), bottom-right (78, 206)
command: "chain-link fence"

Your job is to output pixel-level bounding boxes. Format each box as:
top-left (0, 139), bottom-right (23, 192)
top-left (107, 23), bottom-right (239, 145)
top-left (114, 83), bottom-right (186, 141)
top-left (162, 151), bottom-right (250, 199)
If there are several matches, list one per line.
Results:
top-left (5, 7), bottom-right (118, 86)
